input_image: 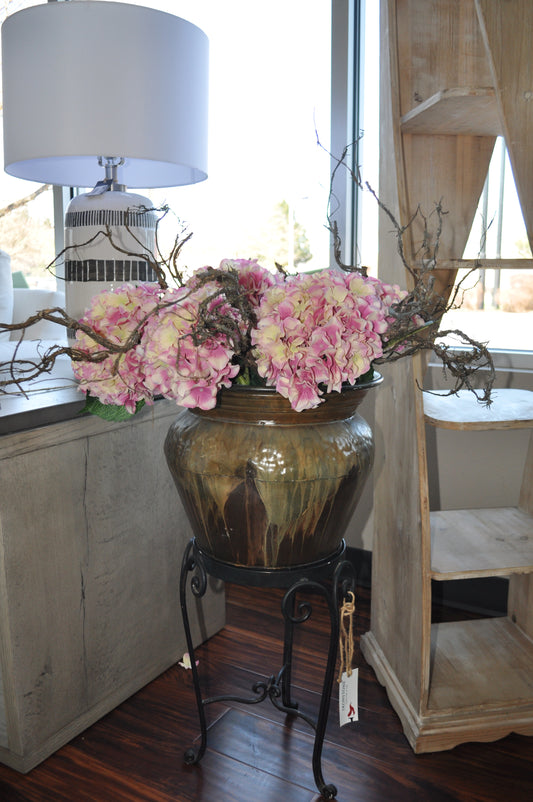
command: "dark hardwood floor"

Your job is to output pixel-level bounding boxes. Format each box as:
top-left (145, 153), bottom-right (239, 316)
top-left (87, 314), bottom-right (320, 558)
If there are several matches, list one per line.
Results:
top-left (0, 581), bottom-right (531, 801)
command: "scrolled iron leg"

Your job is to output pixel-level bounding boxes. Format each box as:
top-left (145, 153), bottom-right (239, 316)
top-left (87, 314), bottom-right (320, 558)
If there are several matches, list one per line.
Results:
top-left (280, 590), bottom-right (299, 711)
top-left (312, 559), bottom-right (357, 800)
top-left (178, 540), bottom-right (355, 798)
top-left (312, 558), bottom-right (357, 799)
top-left (280, 568), bottom-right (352, 800)
top-left (179, 539), bottom-right (208, 764)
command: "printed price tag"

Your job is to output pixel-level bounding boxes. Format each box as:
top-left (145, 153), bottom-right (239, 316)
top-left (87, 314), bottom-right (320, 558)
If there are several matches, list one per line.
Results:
top-left (338, 669), bottom-right (358, 727)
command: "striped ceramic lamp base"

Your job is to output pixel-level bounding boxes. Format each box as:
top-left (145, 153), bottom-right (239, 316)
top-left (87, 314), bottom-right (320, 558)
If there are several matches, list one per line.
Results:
top-left (64, 190), bottom-right (158, 332)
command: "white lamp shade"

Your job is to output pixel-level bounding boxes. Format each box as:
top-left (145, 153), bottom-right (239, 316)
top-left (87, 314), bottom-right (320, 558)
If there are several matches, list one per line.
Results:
top-left (1, 1), bottom-right (209, 188)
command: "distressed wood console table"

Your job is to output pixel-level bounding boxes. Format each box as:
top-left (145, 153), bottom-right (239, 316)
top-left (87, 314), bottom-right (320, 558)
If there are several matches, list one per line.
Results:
top-left (0, 382), bottom-right (225, 772)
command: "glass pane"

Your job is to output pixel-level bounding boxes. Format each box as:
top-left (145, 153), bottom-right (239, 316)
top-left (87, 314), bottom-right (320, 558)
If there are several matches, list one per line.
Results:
top-left (439, 137), bottom-right (533, 352)
top-left (359, 0), bottom-right (380, 272)
top-left (99, 0), bottom-right (332, 275)
top-left (0, 0), bottom-right (56, 290)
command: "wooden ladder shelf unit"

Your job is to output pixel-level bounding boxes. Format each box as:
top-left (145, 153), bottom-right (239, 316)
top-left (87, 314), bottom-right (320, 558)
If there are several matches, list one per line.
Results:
top-left (360, 0), bottom-right (533, 753)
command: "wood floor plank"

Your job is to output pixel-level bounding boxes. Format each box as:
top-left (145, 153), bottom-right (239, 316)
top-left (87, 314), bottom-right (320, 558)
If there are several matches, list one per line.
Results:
top-left (0, 577), bottom-right (530, 801)
top-left (206, 706), bottom-right (471, 801)
top-left (189, 655), bottom-right (533, 801)
top-left (0, 746), bottom-right (315, 802)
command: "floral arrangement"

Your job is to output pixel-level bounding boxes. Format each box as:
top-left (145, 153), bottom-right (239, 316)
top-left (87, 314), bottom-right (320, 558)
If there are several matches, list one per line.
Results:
top-left (71, 259), bottom-right (410, 414)
top-left (0, 192), bottom-right (495, 416)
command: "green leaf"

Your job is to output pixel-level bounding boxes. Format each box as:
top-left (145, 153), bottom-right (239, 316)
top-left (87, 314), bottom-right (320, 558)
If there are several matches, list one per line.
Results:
top-left (79, 395), bottom-right (145, 421)
top-left (235, 368), bottom-right (251, 385)
top-left (357, 367), bottom-right (375, 384)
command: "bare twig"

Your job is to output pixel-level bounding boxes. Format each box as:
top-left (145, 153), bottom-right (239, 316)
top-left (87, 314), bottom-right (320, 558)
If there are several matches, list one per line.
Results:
top-left (0, 177), bottom-right (496, 406)
top-left (321, 144), bottom-right (495, 403)
top-left (0, 184), bottom-right (51, 219)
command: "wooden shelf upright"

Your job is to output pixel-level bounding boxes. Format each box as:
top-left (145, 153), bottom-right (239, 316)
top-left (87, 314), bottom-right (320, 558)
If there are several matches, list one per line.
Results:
top-left (360, 0), bottom-right (533, 753)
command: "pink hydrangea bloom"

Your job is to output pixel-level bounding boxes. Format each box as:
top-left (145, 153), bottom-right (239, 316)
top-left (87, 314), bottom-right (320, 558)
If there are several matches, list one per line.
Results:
top-left (70, 263), bottom-right (406, 414)
top-left (142, 284), bottom-right (241, 411)
top-left (251, 269), bottom-right (405, 411)
top-left (72, 283), bottom-right (161, 412)
top-left (218, 258), bottom-right (277, 306)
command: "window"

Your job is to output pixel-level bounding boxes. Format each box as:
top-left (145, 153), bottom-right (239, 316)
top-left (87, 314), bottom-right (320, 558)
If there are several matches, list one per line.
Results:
top-left (5, 1), bottom-right (529, 363)
top-left (440, 137), bottom-right (533, 354)
top-left (0, 2), bottom-right (370, 294)
top-left (1, 1), bottom-right (377, 294)
top-left (0, 0), bottom-right (56, 289)
top-left (358, 0), bottom-right (379, 271)
top-left (0, 0), bottom-right (334, 291)
top-left (93, 0), bottom-right (333, 276)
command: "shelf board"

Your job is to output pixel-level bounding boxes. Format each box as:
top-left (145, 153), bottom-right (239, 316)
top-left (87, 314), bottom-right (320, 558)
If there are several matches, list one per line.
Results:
top-left (361, 625), bottom-right (533, 753)
top-left (431, 507), bottom-right (533, 579)
top-left (427, 617), bottom-right (533, 712)
top-left (424, 389), bottom-right (533, 431)
top-left (401, 87), bottom-right (500, 135)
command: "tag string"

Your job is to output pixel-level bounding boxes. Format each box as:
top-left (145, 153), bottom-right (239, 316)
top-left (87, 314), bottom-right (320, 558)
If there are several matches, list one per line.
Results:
top-left (337, 590), bottom-right (356, 683)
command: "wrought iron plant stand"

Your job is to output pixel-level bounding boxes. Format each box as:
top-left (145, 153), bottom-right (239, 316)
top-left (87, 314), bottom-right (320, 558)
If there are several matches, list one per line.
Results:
top-left (179, 537), bottom-right (357, 800)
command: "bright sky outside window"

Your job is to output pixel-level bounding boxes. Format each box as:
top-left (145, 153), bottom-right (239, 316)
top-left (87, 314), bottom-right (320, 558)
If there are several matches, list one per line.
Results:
top-left (358, 0), bottom-right (379, 272)
top-left (0, 0), bottom-right (55, 289)
top-left (0, 0), bottom-right (332, 288)
top-left (440, 137), bottom-right (533, 352)
top-left (129, 0), bottom-right (333, 275)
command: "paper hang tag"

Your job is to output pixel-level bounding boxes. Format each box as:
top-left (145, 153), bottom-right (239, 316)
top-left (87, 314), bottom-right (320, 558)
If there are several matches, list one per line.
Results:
top-left (338, 669), bottom-right (359, 727)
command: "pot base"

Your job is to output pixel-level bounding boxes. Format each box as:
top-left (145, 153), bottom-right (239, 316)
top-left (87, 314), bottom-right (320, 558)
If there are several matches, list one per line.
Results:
top-left (192, 538), bottom-right (347, 587)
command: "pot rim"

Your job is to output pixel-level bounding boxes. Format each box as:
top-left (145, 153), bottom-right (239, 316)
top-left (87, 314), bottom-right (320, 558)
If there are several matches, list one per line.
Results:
top-left (224, 371), bottom-right (383, 393)
top-left (191, 372), bottom-right (383, 424)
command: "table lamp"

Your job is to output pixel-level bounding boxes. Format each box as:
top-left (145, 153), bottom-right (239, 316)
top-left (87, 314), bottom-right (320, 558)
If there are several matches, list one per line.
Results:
top-left (1, 0), bottom-right (208, 325)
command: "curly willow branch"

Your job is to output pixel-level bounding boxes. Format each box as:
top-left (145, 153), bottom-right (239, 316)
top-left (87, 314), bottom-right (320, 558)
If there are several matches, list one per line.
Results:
top-left (317, 141), bottom-right (495, 403)
top-left (0, 206), bottom-right (196, 394)
top-left (1, 184), bottom-right (496, 405)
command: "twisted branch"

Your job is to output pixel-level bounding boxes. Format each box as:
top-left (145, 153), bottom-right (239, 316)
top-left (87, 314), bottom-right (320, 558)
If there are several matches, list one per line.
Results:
top-left (321, 143), bottom-right (495, 402)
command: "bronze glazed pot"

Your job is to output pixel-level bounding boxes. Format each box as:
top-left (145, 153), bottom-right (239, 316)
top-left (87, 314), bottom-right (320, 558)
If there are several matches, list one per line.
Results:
top-left (164, 377), bottom-right (381, 568)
